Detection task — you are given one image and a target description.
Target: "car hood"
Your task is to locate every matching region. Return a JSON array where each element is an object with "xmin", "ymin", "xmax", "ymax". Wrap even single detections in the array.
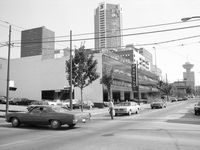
[{"xmin": 114, "ymin": 106, "xmax": 129, "ymax": 109}]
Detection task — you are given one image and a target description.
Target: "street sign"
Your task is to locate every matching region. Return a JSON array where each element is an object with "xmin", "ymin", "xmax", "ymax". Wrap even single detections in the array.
[{"xmin": 131, "ymin": 64, "xmax": 137, "ymax": 91}]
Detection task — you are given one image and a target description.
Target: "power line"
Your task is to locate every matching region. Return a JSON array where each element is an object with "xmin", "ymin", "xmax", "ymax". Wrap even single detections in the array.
[
  {"xmin": 7, "ymin": 19, "xmax": 200, "ymax": 43},
  {"xmin": 11, "ymin": 24, "xmax": 200, "ymax": 45}
]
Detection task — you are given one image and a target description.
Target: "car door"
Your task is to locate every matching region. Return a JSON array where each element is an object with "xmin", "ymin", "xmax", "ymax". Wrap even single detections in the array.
[{"xmin": 24, "ymin": 107, "xmax": 44, "ymax": 125}]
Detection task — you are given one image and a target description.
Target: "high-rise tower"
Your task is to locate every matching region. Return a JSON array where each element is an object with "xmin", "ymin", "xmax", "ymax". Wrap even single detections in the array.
[
  {"xmin": 94, "ymin": 2, "xmax": 122, "ymax": 51},
  {"xmin": 183, "ymin": 62, "xmax": 195, "ymax": 90}
]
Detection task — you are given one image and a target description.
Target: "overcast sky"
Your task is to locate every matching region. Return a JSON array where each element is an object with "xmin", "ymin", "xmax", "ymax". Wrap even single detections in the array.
[{"xmin": 0, "ymin": 0, "xmax": 200, "ymax": 85}]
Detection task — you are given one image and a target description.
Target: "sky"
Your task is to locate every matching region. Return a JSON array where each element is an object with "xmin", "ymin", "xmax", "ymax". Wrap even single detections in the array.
[{"xmin": 0, "ymin": 0, "xmax": 200, "ymax": 85}]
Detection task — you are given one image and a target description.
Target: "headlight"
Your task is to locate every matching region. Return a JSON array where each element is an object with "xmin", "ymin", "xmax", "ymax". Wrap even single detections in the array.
[{"xmin": 73, "ymin": 119, "xmax": 78, "ymax": 124}]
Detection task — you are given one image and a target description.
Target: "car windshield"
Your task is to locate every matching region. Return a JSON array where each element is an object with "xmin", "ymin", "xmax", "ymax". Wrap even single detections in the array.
[
  {"xmin": 153, "ymin": 100, "xmax": 163, "ymax": 103},
  {"xmin": 51, "ymin": 106, "xmax": 70, "ymax": 113}
]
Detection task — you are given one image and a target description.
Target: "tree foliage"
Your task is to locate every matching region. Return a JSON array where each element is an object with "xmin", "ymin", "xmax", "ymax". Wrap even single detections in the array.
[
  {"xmin": 157, "ymin": 80, "xmax": 172, "ymax": 96},
  {"xmin": 101, "ymin": 66, "xmax": 114, "ymax": 101},
  {"xmin": 66, "ymin": 46, "xmax": 100, "ymax": 111}
]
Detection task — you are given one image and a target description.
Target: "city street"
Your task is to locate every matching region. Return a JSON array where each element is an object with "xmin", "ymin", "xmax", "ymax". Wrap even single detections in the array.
[{"xmin": 0, "ymin": 99, "xmax": 199, "ymax": 150}]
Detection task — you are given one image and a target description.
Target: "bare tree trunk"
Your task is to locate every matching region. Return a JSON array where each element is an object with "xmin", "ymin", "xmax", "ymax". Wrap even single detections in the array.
[{"xmin": 81, "ymin": 87, "xmax": 83, "ymax": 112}]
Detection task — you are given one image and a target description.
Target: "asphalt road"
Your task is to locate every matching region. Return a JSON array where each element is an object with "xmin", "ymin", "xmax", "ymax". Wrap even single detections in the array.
[{"xmin": 0, "ymin": 99, "xmax": 200, "ymax": 150}]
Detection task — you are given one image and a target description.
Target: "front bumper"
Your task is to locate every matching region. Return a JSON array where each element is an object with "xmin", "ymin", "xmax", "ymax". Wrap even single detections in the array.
[{"xmin": 114, "ymin": 108, "xmax": 128, "ymax": 114}]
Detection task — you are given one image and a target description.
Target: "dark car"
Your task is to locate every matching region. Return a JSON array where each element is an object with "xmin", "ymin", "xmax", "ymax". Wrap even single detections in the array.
[
  {"xmin": 151, "ymin": 99, "xmax": 167, "ymax": 109},
  {"xmin": 194, "ymin": 102, "xmax": 200, "ymax": 115},
  {"xmin": 0, "ymin": 96, "xmax": 6, "ymax": 104},
  {"xmin": 6, "ymin": 105, "xmax": 90, "ymax": 129},
  {"xmin": 170, "ymin": 97, "xmax": 178, "ymax": 102}
]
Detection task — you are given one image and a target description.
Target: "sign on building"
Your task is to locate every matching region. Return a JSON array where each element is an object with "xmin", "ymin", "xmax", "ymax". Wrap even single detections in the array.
[{"xmin": 131, "ymin": 64, "xmax": 138, "ymax": 91}]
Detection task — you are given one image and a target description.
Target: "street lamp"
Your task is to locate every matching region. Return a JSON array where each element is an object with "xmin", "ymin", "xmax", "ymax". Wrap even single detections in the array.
[{"xmin": 181, "ymin": 16, "xmax": 200, "ymax": 22}]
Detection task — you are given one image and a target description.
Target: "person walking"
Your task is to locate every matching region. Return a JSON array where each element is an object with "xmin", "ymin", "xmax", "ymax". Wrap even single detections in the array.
[{"xmin": 108, "ymin": 99, "xmax": 114, "ymax": 119}]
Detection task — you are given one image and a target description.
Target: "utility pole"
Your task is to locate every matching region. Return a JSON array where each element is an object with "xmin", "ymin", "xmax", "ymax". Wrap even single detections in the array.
[
  {"xmin": 166, "ymin": 73, "xmax": 169, "ymax": 101},
  {"xmin": 6, "ymin": 25, "xmax": 11, "ymax": 116},
  {"xmin": 69, "ymin": 30, "xmax": 73, "ymax": 110},
  {"xmin": 137, "ymin": 61, "xmax": 140, "ymax": 105}
]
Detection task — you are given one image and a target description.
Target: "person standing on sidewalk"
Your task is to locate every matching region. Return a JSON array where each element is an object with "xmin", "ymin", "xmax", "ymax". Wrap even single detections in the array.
[{"xmin": 108, "ymin": 99, "xmax": 114, "ymax": 119}]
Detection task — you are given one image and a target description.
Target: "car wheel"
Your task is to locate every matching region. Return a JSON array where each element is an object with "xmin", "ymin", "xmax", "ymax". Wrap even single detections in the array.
[
  {"xmin": 115, "ymin": 113, "xmax": 118, "ymax": 116},
  {"xmin": 151, "ymin": 107, "xmax": 154, "ymax": 109},
  {"xmin": 50, "ymin": 120, "xmax": 61, "ymax": 129},
  {"xmin": 11, "ymin": 117, "xmax": 20, "ymax": 127},
  {"xmin": 128, "ymin": 110, "xmax": 132, "ymax": 116},
  {"xmin": 68, "ymin": 124, "xmax": 76, "ymax": 128},
  {"xmin": 136, "ymin": 109, "xmax": 139, "ymax": 114}
]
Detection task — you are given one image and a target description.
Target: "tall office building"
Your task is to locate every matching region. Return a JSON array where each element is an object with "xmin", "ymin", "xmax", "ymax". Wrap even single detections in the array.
[
  {"xmin": 21, "ymin": 26, "xmax": 55, "ymax": 59},
  {"xmin": 94, "ymin": 2, "xmax": 122, "ymax": 51}
]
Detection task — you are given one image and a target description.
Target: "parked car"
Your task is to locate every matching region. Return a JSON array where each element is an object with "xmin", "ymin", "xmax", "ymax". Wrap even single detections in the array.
[
  {"xmin": 0, "ymin": 96, "xmax": 6, "ymax": 104},
  {"xmin": 6, "ymin": 105, "xmax": 90, "ymax": 129},
  {"xmin": 47, "ymin": 100, "xmax": 62, "ymax": 106},
  {"xmin": 114, "ymin": 101, "xmax": 140, "ymax": 116},
  {"xmin": 194, "ymin": 102, "xmax": 200, "ymax": 115},
  {"xmin": 31, "ymin": 100, "xmax": 49, "ymax": 105},
  {"xmin": 73, "ymin": 100, "xmax": 94, "ymax": 110},
  {"xmin": 151, "ymin": 99, "xmax": 167, "ymax": 109},
  {"xmin": 170, "ymin": 97, "xmax": 178, "ymax": 102}
]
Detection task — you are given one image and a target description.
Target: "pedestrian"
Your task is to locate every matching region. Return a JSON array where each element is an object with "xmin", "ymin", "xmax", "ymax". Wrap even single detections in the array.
[{"xmin": 108, "ymin": 99, "xmax": 114, "ymax": 119}]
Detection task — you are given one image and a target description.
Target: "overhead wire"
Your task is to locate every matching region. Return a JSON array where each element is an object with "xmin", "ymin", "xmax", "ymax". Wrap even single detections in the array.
[
  {"xmin": 3, "ymin": 18, "xmax": 200, "ymax": 44},
  {"xmin": 10, "ymin": 24, "xmax": 200, "ymax": 45}
]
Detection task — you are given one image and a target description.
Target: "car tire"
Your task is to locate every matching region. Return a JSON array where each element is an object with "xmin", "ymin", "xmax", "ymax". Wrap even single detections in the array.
[
  {"xmin": 115, "ymin": 113, "xmax": 118, "ymax": 116},
  {"xmin": 68, "ymin": 124, "xmax": 76, "ymax": 128},
  {"xmin": 50, "ymin": 120, "xmax": 61, "ymax": 129},
  {"xmin": 136, "ymin": 109, "xmax": 139, "ymax": 114},
  {"xmin": 194, "ymin": 111, "xmax": 197, "ymax": 115},
  {"xmin": 11, "ymin": 117, "xmax": 20, "ymax": 127},
  {"xmin": 151, "ymin": 107, "xmax": 154, "ymax": 109}
]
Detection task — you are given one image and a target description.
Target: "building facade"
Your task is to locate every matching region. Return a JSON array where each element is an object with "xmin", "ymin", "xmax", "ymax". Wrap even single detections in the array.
[
  {"xmin": 21, "ymin": 26, "xmax": 55, "ymax": 59},
  {"xmin": 94, "ymin": 2, "xmax": 122, "ymax": 51},
  {"xmin": 0, "ymin": 50, "xmax": 159, "ymax": 104}
]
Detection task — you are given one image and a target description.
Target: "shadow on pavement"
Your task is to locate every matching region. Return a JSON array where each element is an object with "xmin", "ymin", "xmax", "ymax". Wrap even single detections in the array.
[{"xmin": 0, "ymin": 123, "xmax": 80, "ymax": 131}]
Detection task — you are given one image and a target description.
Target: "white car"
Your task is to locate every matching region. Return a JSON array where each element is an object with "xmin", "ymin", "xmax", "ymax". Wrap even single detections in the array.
[{"xmin": 114, "ymin": 101, "xmax": 140, "ymax": 116}]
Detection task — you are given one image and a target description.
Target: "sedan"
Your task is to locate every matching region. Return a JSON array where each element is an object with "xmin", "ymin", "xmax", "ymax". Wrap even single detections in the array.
[
  {"xmin": 114, "ymin": 101, "xmax": 140, "ymax": 116},
  {"xmin": 151, "ymin": 99, "xmax": 167, "ymax": 109},
  {"xmin": 6, "ymin": 105, "xmax": 89, "ymax": 129},
  {"xmin": 194, "ymin": 102, "xmax": 200, "ymax": 115}
]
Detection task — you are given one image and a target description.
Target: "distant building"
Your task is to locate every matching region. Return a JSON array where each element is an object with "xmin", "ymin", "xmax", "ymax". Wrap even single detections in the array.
[
  {"xmin": 138, "ymin": 48, "xmax": 153, "ymax": 71},
  {"xmin": 116, "ymin": 44, "xmax": 150, "ymax": 71},
  {"xmin": 21, "ymin": 26, "xmax": 55, "ymax": 59},
  {"xmin": 94, "ymin": 2, "xmax": 122, "ymax": 51},
  {"xmin": 183, "ymin": 62, "xmax": 195, "ymax": 90},
  {"xmin": 171, "ymin": 80, "xmax": 187, "ymax": 97}
]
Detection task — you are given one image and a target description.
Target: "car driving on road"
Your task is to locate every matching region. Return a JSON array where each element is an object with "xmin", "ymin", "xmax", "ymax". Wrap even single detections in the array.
[
  {"xmin": 151, "ymin": 99, "xmax": 167, "ymax": 109},
  {"xmin": 6, "ymin": 105, "xmax": 90, "ymax": 129},
  {"xmin": 114, "ymin": 101, "xmax": 140, "ymax": 116}
]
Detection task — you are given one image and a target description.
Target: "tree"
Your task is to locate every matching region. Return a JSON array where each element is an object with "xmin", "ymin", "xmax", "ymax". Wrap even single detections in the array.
[
  {"xmin": 157, "ymin": 80, "xmax": 172, "ymax": 101},
  {"xmin": 186, "ymin": 86, "xmax": 192, "ymax": 95},
  {"xmin": 66, "ymin": 46, "xmax": 100, "ymax": 111},
  {"xmin": 101, "ymin": 67, "xmax": 114, "ymax": 101}
]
